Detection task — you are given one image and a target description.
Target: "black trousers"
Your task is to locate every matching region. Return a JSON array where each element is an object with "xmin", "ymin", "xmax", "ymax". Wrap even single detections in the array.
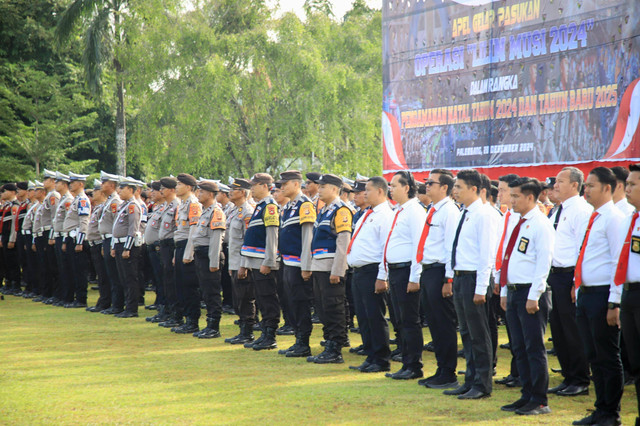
[
  {"xmin": 35, "ymin": 236, "xmax": 50, "ymax": 296},
  {"xmin": 64, "ymin": 237, "xmax": 88, "ymax": 304},
  {"xmin": 453, "ymin": 273, "xmax": 493, "ymax": 394},
  {"xmin": 16, "ymin": 232, "xmax": 27, "ymax": 288},
  {"xmin": 194, "ymin": 246, "xmax": 222, "ymax": 321},
  {"xmin": 103, "ymin": 237, "xmax": 120, "ymax": 309},
  {"xmin": 352, "ymin": 264, "xmax": 390, "ymax": 367},
  {"xmin": 251, "ymin": 268, "xmax": 280, "ymax": 330},
  {"xmin": 90, "ymin": 242, "xmax": 111, "ymax": 309},
  {"xmin": 55, "ymin": 236, "xmax": 72, "ymax": 302},
  {"xmin": 1, "ymin": 231, "xmax": 19, "ymax": 284},
  {"xmin": 159, "ymin": 239, "xmax": 177, "ymax": 317},
  {"xmin": 313, "ymin": 271, "xmax": 347, "ymax": 344},
  {"xmin": 220, "ymin": 243, "xmax": 233, "ymax": 307},
  {"xmin": 23, "ymin": 234, "xmax": 37, "ymax": 293},
  {"xmin": 421, "ymin": 264, "xmax": 457, "ymax": 378},
  {"xmin": 506, "ymin": 287, "xmax": 550, "ymax": 406},
  {"xmin": 577, "ymin": 287, "xmax": 623, "ymax": 419},
  {"xmin": 345, "ymin": 269, "xmax": 356, "ymax": 327},
  {"xmin": 231, "ymin": 270, "xmax": 256, "ymax": 326},
  {"xmin": 276, "ymin": 264, "xmax": 292, "ymax": 326},
  {"xmin": 389, "ymin": 265, "xmax": 423, "ymax": 372},
  {"xmin": 175, "ymin": 240, "xmax": 200, "ymax": 321},
  {"xmin": 487, "ymin": 277, "xmax": 499, "ymax": 368},
  {"xmin": 114, "ymin": 243, "xmax": 140, "ymax": 313},
  {"xmin": 548, "ymin": 270, "xmax": 590, "ymax": 386},
  {"xmin": 138, "ymin": 243, "xmax": 147, "ymax": 303},
  {"xmin": 147, "ymin": 243, "xmax": 164, "ymax": 306},
  {"xmin": 283, "ymin": 264, "xmax": 313, "ymax": 338},
  {"xmin": 621, "ymin": 287, "xmax": 640, "ymax": 417}
]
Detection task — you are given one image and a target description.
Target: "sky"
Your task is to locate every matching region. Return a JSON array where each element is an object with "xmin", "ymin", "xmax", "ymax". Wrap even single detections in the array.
[{"xmin": 271, "ymin": 0, "xmax": 381, "ymax": 20}]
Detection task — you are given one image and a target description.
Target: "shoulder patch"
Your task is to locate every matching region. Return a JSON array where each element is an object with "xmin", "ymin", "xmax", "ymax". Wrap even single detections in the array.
[
  {"xmin": 299, "ymin": 201, "xmax": 317, "ymax": 224},
  {"xmin": 111, "ymin": 203, "xmax": 118, "ymax": 214},
  {"xmin": 263, "ymin": 203, "xmax": 280, "ymax": 227},
  {"xmin": 210, "ymin": 209, "xmax": 226, "ymax": 230},
  {"xmin": 334, "ymin": 206, "xmax": 353, "ymax": 234},
  {"xmin": 189, "ymin": 203, "xmax": 202, "ymax": 225},
  {"xmin": 78, "ymin": 199, "xmax": 90, "ymax": 216},
  {"xmin": 64, "ymin": 201, "xmax": 71, "ymax": 211},
  {"xmin": 50, "ymin": 196, "xmax": 57, "ymax": 206}
]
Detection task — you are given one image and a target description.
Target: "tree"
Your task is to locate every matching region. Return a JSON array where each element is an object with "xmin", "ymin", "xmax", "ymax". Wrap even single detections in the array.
[{"xmin": 55, "ymin": 0, "xmax": 129, "ymax": 175}]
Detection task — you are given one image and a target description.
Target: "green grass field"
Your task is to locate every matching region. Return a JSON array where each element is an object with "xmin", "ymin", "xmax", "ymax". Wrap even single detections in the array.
[{"xmin": 0, "ymin": 289, "xmax": 637, "ymax": 425}]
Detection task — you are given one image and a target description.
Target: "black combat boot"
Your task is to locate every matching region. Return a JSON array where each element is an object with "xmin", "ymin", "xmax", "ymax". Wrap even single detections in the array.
[
  {"xmin": 312, "ymin": 340, "xmax": 344, "ymax": 364},
  {"xmin": 196, "ymin": 317, "xmax": 221, "ymax": 339},
  {"xmin": 173, "ymin": 317, "xmax": 199, "ymax": 334},
  {"xmin": 286, "ymin": 335, "xmax": 311, "ymax": 358},
  {"xmin": 253, "ymin": 327, "xmax": 277, "ymax": 351}
]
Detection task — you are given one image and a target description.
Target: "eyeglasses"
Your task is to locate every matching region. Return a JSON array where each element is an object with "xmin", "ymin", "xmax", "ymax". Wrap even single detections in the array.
[{"xmin": 425, "ymin": 181, "xmax": 441, "ymax": 186}]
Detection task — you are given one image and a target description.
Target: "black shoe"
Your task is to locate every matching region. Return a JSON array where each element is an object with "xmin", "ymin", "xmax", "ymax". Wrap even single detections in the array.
[
  {"xmin": 443, "ymin": 385, "xmax": 471, "ymax": 396},
  {"xmin": 145, "ymin": 304, "xmax": 157, "ymax": 310},
  {"xmin": 253, "ymin": 328, "xmax": 277, "ymax": 351},
  {"xmin": 389, "ymin": 338, "xmax": 397, "ymax": 345},
  {"xmin": 495, "ymin": 374, "xmax": 516, "ymax": 385},
  {"xmin": 457, "ymin": 388, "xmax": 490, "ymax": 400},
  {"xmin": 159, "ymin": 318, "xmax": 183, "ymax": 328},
  {"xmin": 388, "ymin": 369, "xmax": 422, "ymax": 380},
  {"xmin": 547, "ymin": 347, "xmax": 557, "ymax": 356},
  {"xmin": 424, "ymin": 341, "xmax": 435, "ymax": 352},
  {"xmin": 515, "ymin": 402, "xmax": 551, "ymax": 415},
  {"xmin": 425, "ymin": 376, "xmax": 459, "ymax": 389},
  {"xmin": 349, "ymin": 344, "xmax": 364, "ymax": 353},
  {"xmin": 275, "ymin": 325, "xmax": 295, "ymax": 336},
  {"xmin": 286, "ymin": 337, "xmax": 311, "ymax": 357},
  {"xmin": 197, "ymin": 327, "xmax": 221, "ymax": 339},
  {"xmin": 221, "ymin": 305, "xmax": 236, "ymax": 315},
  {"xmin": 86, "ymin": 306, "xmax": 102, "ymax": 312},
  {"xmin": 349, "ymin": 326, "xmax": 360, "ymax": 333},
  {"xmin": 548, "ymin": 383, "xmax": 568, "ymax": 394},
  {"xmin": 349, "ymin": 361, "xmax": 371, "ymax": 371},
  {"xmin": 593, "ymin": 416, "xmax": 622, "ymax": 426},
  {"xmin": 279, "ymin": 341, "xmax": 300, "ymax": 355},
  {"xmin": 505, "ymin": 377, "xmax": 522, "ymax": 388},
  {"xmin": 557, "ymin": 384, "xmax": 589, "ymax": 396},
  {"xmin": 457, "ymin": 349, "xmax": 465, "ymax": 358},
  {"xmin": 226, "ymin": 324, "xmax": 254, "ymax": 345},
  {"xmin": 551, "ymin": 367, "xmax": 563, "ymax": 373},
  {"xmin": 499, "ymin": 342, "xmax": 511, "ymax": 350},
  {"xmin": 114, "ymin": 311, "xmax": 138, "ymax": 318},
  {"xmin": 360, "ymin": 363, "xmax": 390, "ymax": 373},
  {"xmin": 418, "ymin": 371, "xmax": 441, "ymax": 386},
  {"xmin": 245, "ymin": 331, "xmax": 265, "ymax": 348},
  {"xmin": 66, "ymin": 301, "xmax": 87, "ymax": 308},
  {"xmin": 311, "ymin": 313, "xmax": 320, "ymax": 324},
  {"xmin": 572, "ymin": 413, "xmax": 597, "ymax": 425},
  {"xmin": 391, "ymin": 353, "xmax": 402, "ymax": 363},
  {"xmin": 103, "ymin": 308, "xmax": 124, "ymax": 315},
  {"xmin": 501, "ymin": 399, "xmax": 528, "ymax": 412},
  {"xmin": 172, "ymin": 319, "xmax": 199, "ymax": 334},
  {"xmin": 311, "ymin": 341, "xmax": 344, "ymax": 364}
]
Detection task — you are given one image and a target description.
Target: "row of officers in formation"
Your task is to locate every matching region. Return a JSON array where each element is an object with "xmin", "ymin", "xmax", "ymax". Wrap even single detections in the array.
[{"xmin": 1, "ymin": 165, "xmax": 639, "ymax": 425}]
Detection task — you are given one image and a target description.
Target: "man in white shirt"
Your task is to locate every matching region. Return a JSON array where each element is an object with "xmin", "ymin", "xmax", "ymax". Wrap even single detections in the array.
[
  {"xmin": 384, "ymin": 171, "xmax": 427, "ymax": 378},
  {"xmin": 444, "ymin": 169, "xmax": 496, "ymax": 400},
  {"xmin": 611, "ymin": 166, "xmax": 635, "ymax": 215},
  {"xmin": 498, "ymin": 177, "xmax": 554, "ymax": 416},
  {"xmin": 416, "ymin": 169, "xmax": 460, "ymax": 388},
  {"xmin": 547, "ymin": 167, "xmax": 593, "ymax": 397},
  {"xmin": 616, "ymin": 163, "xmax": 640, "ymax": 423},
  {"xmin": 346, "ymin": 177, "xmax": 394, "ymax": 373},
  {"xmin": 572, "ymin": 167, "xmax": 625, "ymax": 426}
]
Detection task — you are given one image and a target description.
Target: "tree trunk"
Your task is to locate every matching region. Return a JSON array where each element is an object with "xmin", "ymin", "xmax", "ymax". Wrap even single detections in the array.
[{"xmin": 115, "ymin": 74, "xmax": 126, "ymax": 176}]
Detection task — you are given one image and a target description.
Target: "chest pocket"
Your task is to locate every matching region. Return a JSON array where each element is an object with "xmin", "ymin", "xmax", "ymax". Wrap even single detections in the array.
[{"xmin": 198, "ymin": 218, "xmax": 209, "ymax": 236}]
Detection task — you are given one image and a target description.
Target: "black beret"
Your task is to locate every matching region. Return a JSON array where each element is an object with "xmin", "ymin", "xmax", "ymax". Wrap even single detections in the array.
[
  {"xmin": 250, "ymin": 173, "xmax": 274, "ymax": 185},
  {"xmin": 160, "ymin": 177, "xmax": 178, "ymax": 189},
  {"xmin": 231, "ymin": 178, "xmax": 251, "ymax": 190},
  {"xmin": 16, "ymin": 181, "xmax": 29, "ymax": 190},
  {"xmin": 305, "ymin": 172, "xmax": 322, "ymax": 183},
  {"xmin": 149, "ymin": 181, "xmax": 162, "ymax": 191},
  {"xmin": 177, "ymin": 173, "xmax": 197, "ymax": 187},
  {"xmin": 280, "ymin": 170, "xmax": 302, "ymax": 181},
  {"xmin": 353, "ymin": 181, "xmax": 367, "ymax": 192},
  {"xmin": 273, "ymin": 180, "xmax": 283, "ymax": 190},
  {"xmin": 198, "ymin": 181, "xmax": 219, "ymax": 193},
  {"xmin": 318, "ymin": 174, "xmax": 342, "ymax": 188},
  {"xmin": 2, "ymin": 183, "xmax": 17, "ymax": 192}
]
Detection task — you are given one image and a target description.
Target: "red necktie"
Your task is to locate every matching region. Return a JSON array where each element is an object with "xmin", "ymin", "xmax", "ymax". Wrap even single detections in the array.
[
  {"xmin": 347, "ymin": 209, "xmax": 373, "ymax": 254},
  {"xmin": 614, "ymin": 211, "xmax": 639, "ymax": 286},
  {"xmin": 499, "ymin": 217, "xmax": 526, "ymax": 287},
  {"xmin": 416, "ymin": 207, "xmax": 436, "ymax": 263},
  {"xmin": 495, "ymin": 210, "xmax": 511, "ymax": 271},
  {"xmin": 383, "ymin": 207, "xmax": 403, "ymax": 271},
  {"xmin": 574, "ymin": 211, "xmax": 599, "ymax": 288}
]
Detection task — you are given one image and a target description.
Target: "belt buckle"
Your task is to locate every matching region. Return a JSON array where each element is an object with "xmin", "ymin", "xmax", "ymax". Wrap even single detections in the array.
[{"xmin": 624, "ymin": 282, "xmax": 629, "ymax": 291}]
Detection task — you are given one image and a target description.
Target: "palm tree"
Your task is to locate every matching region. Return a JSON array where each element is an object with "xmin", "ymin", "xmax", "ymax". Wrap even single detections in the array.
[{"xmin": 55, "ymin": 0, "xmax": 128, "ymax": 175}]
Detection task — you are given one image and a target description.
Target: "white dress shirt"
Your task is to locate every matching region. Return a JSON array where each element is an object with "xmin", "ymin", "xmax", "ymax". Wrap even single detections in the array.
[
  {"xmin": 551, "ymin": 194, "xmax": 593, "ymax": 267},
  {"xmin": 499, "ymin": 207, "xmax": 555, "ymax": 300},
  {"xmin": 615, "ymin": 198, "xmax": 635, "ymax": 215},
  {"xmin": 385, "ymin": 197, "xmax": 427, "ymax": 283},
  {"xmin": 452, "ymin": 198, "xmax": 496, "ymax": 296},
  {"xmin": 418, "ymin": 197, "xmax": 461, "ymax": 279},
  {"xmin": 579, "ymin": 200, "xmax": 625, "ymax": 303},
  {"xmin": 347, "ymin": 202, "xmax": 394, "ymax": 280},
  {"xmin": 615, "ymin": 210, "xmax": 640, "ymax": 283},
  {"xmin": 495, "ymin": 209, "xmax": 521, "ymax": 282}
]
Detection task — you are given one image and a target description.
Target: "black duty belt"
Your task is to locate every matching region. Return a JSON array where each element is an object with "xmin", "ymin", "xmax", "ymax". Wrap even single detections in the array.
[
  {"xmin": 388, "ymin": 261, "xmax": 411, "ymax": 270},
  {"xmin": 550, "ymin": 266, "xmax": 575, "ymax": 274},
  {"xmin": 507, "ymin": 283, "xmax": 532, "ymax": 291},
  {"xmin": 422, "ymin": 262, "xmax": 445, "ymax": 271},
  {"xmin": 579, "ymin": 285, "xmax": 609, "ymax": 294},
  {"xmin": 352, "ymin": 263, "xmax": 379, "ymax": 273},
  {"xmin": 159, "ymin": 239, "xmax": 175, "ymax": 248},
  {"xmin": 623, "ymin": 282, "xmax": 640, "ymax": 292},
  {"xmin": 454, "ymin": 270, "xmax": 476, "ymax": 277}
]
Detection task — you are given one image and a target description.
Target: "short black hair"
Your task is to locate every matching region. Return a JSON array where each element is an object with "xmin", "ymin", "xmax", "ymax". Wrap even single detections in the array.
[
  {"xmin": 508, "ymin": 177, "xmax": 543, "ymax": 200},
  {"xmin": 589, "ymin": 167, "xmax": 617, "ymax": 192},
  {"xmin": 630, "ymin": 163, "xmax": 640, "ymax": 173},
  {"xmin": 480, "ymin": 174, "xmax": 492, "ymax": 194},
  {"xmin": 498, "ymin": 174, "xmax": 519, "ymax": 185},
  {"xmin": 394, "ymin": 171, "xmax": 416, "ymax": 198},
  {"xmin": 456, "ymin": 169, "xmax": 481, "ymax": 193},
  {"xmin": 610, "ymin": 166, "xmax": 629, "ymax": 184},
  {"xmin": 417, "ymin": 183, "xmax": 427, "ymax": 195},
  {"xmin": 490, "ymin": 185, "xmax": 498, "ymax": 202},
  {"xmin": 367, "ymin": 176, "xmax": 388, "ymax": 194},
  {"xmin": 431, "ymin": 168, "xmax": 454, "ymax": 196}
]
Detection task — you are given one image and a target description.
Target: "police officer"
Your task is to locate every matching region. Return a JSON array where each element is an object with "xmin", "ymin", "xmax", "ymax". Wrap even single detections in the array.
[
  {"xmin": 184, "ymin": 180, "xmax": 226, "ymax": 338},
  {"xmin": 61, "ymin": 172, "xmax": 91, "ymax": 308},
  {"xmin": 21, "ymin": 181, "xmax": 39, "ymax": 298},
  {"xmin": 133, "ymin": 180, "xmax": 148, "ymax": 306},
  {"xmin": 277, "ymin": 170, "xmax": 316, "ymax": 357},
  {"xmin": 145, "ymin": 181, "xmax": 168, "ymax": 323},
  {"xmin": 217, "ymin": 182, "xmax": 235, "ymax": 314},
  {"xmin": 110, "ymin": 177, "xmax": 142, "ymax": 318},
  {"xmin": 224, "ymin": 178, "xmax": 257, "ymax": 345},
  {"xmin": 307, "ymin": 173, "xmax": 353, "ymax": 364},
  {"xmin": 272, "ymin": 180, "xmax": 294, "ymax": 336},
  {"xmin": 157, "ymin": 177, "xmax": 182, "ymax": 329},
  {"xmin": 86, "ymin": 180, "xmax": 110, "ymax": 312},
  {"xmin": 239, "ymin": 173, "xmax": 281, "ymax": 351},
  {"xmin": 34, "ymin": 170, "xmax": 59, "ymax": 303},
  {"xmin": 171, "ymin": 173, "xmax": 202, "ymax": 334},
  {"xmin": 51, "ymin": 172, "xmax": 73, "ymax": 307},
  {"xmin": 31, "ymin": 180, "xmax": 50, "ymax": 302},
  {"xmin": 7, "ymin": 182, "xmax": 29, "ymax": 295},
  {"xmin": 0, "ymin": 184, "xmax": 19, "ymax": 294},
  {"xmin": 305, "ymin": 172, "xmax": 324, "ymax": 212},
  {"xmin": 98, "ymin": 171, "xmax": 122, "ymax": 315}
]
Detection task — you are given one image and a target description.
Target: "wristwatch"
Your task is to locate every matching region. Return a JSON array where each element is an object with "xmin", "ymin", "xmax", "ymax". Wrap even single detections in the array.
[{"xmin": 608, "ymin": 302, "xmax": 620, "ymax": 309}]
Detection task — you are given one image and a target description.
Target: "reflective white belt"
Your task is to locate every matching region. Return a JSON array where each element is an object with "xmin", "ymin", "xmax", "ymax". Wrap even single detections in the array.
[
  {"xmin": 101, "ymin": 233, "xmax": 112, "ymax": 239},
  {"xmin": 113, "ymin": 237, "xmax": 128, "ymax": 243}
]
